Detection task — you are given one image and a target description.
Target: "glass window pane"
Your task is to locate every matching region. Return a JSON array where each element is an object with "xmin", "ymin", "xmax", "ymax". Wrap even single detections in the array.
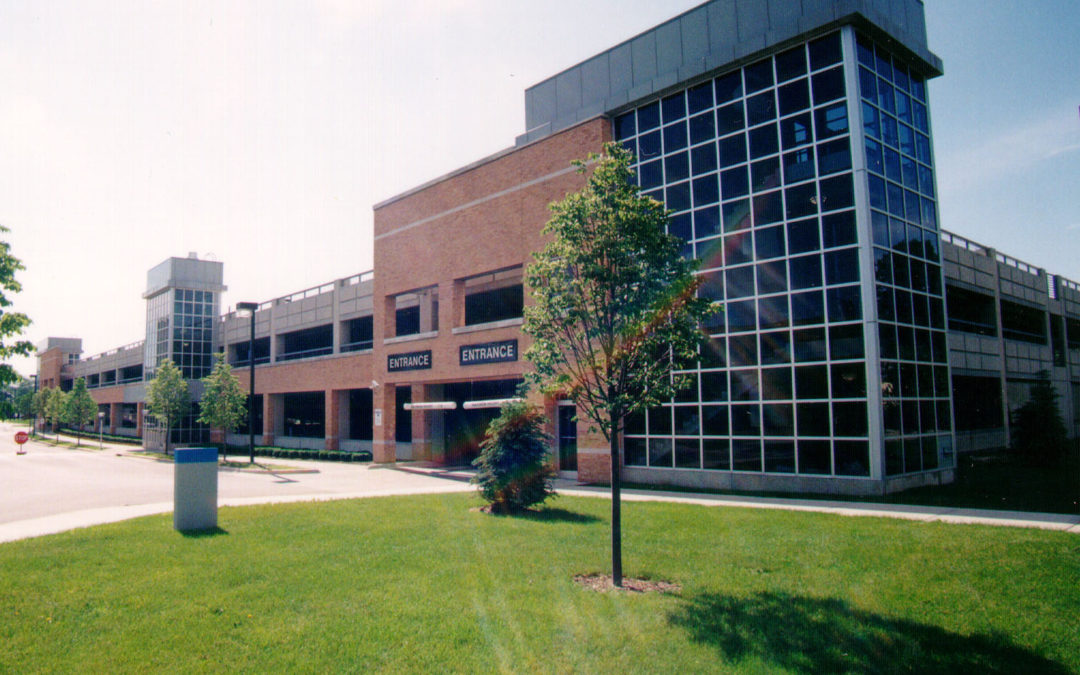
[
  {"xmin": 744, "ymin": 58, "xmax": 774, "ymax": 93},
  {"xmin": 775, "ymin": 45, "xmax": 807, "ymax": 82},
  {"xmin": 662, "ymin": 91, "xmax": 686, "ymax": 123},
  {"xmin": 787, "ymin": 217, "xmax": 820, "ymax": 254},
  {"xmin": 811, "ymin": 66, "xmax": 845, "ymax": 105},
  {"xmin": 687, "ymin": 80, "xmax": 714, "ymax": 114},
  {"xmin": 778, "ymin": 78, "xmax": 810, "ymax": 116},
  {"xmin": 808, "ymin": 32, "xmax": 842, "ymax": 70},
  {"xmin": 689, "ymin": 111, "xmax": 716, "ymax": 145},
  {"xmin": 746, "ymin": 90, "xmax": 777, "ymax": 126},
  {"xmin": 715, "ymin": 71, "xmax": 743, "ymax": 103},
  {"xmin": 798, "ymin": 403, "xmax": 830, "ymax": 436},
  {"xmin": 781, "ymin": 112, "xmax": 813, "ymax": 149},
  {"xmin": 783, "ymin": 147, "xmax": 815, "ymax": 184},
  {"xmin": 798, "ymin": 439, "xmax": 831, "ymax": 473},
  {"xmin": 749, "ymin": 124, "xmax": 779, "ymax": 159},
  {"xmin": 719, "ymin": 133, "xmax": 747, "ymax": 167}
]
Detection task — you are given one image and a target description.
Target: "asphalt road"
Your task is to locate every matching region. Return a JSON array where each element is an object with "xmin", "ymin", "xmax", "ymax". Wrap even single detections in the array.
[{"xmin": 0, "ymin": 422, "xmax": 473, "ymax": 540}]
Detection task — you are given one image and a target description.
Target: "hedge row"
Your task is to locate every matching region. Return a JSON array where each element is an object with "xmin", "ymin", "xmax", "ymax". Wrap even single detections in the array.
[{"xmin": 227, "ymin": 446, "xmax": 373, "ymax": 463}]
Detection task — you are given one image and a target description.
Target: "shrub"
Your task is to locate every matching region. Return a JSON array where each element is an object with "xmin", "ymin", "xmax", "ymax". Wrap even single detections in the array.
[
  {"xmin": 472, "ymin": 399, "xmax": 556, "ymax": 514},
  {"xmin": 1011, "ymin": 371, "xmax": 1069, "ymax": 465}
]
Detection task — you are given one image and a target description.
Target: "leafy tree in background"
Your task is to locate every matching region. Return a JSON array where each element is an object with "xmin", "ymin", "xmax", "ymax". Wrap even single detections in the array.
[
  {"xmin": 1011, "ymin": 370, "xmax": 1070, "ymax": 466},
  {"xmin": 31, "ymin": 386, "xmax": 52, "ymax": 436},
  {"xmin": 198, "ymin": 353, "xmax": 247, "ymax": 460},
  {"xmin": 0, "ymin": 225, "xmax": 33, "ymax": 386},
  {"xmin": 524, "ymin": 142, "xmax": 716, "ymax": 587},
  {"xmin": 472, "ymin": 397, "xmax": 556, "ymax": 514},
  {"xmin": 145, "ymin": 359, "xmax": 190, "ymax": 456},
  {"xmin": 13, "ymin": 379, "xmax": 34, "ymax": 419},
  {"xmin": 44, "ymin": 387, "xmax": 67, "ymax": 441},
  {"xmin": 63, "ymin": 378, "xmax": 98, "ymax": 447}
]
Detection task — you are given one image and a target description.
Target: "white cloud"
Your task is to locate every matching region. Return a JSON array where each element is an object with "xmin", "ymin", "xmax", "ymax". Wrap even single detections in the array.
[{"xmin": 936, "ymin": 108, "xmax": 1080, "ymax": 195}]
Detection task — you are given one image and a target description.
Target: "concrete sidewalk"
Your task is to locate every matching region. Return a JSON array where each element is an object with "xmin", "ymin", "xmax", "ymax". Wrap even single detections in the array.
[{"xmin": 1, "ymin": 461, "xmax": 1077, "ymax": 544}]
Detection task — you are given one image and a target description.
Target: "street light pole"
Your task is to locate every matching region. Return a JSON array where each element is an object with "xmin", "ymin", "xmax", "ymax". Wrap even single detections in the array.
[
  {"xmin": 30, "ymin": 373, "xmax": 37, "ymax": 439},
  {"xmin": 98, "ymin": 410, "xmax": 105, "ymax": 450},
  {"xmin": 237, "ymin": 302, "xmax": 259, "ymax": 465}
]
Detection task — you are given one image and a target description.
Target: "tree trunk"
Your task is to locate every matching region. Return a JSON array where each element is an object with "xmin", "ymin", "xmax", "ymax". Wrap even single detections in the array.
[{"xmin": 610, "ymin": 419, "xmax": 622, "ymax": 588}]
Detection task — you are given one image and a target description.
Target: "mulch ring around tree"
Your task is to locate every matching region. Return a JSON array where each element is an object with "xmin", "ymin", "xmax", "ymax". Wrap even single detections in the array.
[{"xmin": 574, "ymin": 574, "xmax": 681, "ymax": 594}]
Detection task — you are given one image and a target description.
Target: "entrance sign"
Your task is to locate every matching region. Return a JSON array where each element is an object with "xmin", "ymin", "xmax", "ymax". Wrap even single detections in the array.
[
  {"xmin": 388, "ymin": 350, "xmax": 432, "ymax": 372},
  {"xmin": 460, "ymin": 339, "xmax": 518, "ymax": 366}
]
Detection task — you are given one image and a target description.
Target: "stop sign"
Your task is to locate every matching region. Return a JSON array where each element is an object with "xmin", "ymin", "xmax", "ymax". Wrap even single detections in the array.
[{"xmin": 15, "ymin": 431, "xmax": 29, "ymax": 445}]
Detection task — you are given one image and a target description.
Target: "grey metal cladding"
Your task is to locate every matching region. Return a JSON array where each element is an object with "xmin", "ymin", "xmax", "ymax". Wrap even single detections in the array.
[
  {"xmin": 708, "ymin": 0, "xmax": 739, "ymax": 51},
  {"xmin": 524, "ymin": 80, "xmax": 557, "ymax": 133},
  {"xmin": 521, "ymin": 0, "xmax": 941, "ymax": 142},
  {"xmin": 736, "ymin": 0, "xmax": 770, "ymax": 41},
  {"xmin": 580, "ymin": 55, "xmax": 611, "ymax": 109},
  {"xmin": 630, "ymin": 31, "xmax": 658, "ymax": 84},
  {"xmin": 655, "ymin": 20, "xmax": 683, "ymax": 76},
  {"xmin": 680, "ymin": 7, "xmax": 710, "ymax": 66},
  {"xmin": 609, "ymin": 43, "xmax": 634, "ymax": 96},
  {"xmin": 555, "ymin": 67, "xmax": 582, "ymax": 120}
]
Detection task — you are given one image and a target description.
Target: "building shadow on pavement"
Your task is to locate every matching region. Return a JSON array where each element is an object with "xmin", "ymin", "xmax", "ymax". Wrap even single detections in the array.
[{"xmin": 668, "ymin": 590, "xmax": 1068, "ymax": 674}]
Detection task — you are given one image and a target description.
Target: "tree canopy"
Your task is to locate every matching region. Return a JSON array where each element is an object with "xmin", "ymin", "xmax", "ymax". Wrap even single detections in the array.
[
  {"xmin": 145, "ymin": 359, "xmax": 191, "ymax": 455},
  {"xmin": 198, "ymin": 353, "xmax": 247, "ymax": 458},
  {"xmin": 63, "ymin": 377, "xmax": 98, "ymax": 446},
  {"xmin": 0, "ymin": 225, "xmax": 33, "ymax": 385},
  {"xmin": 523, "ymin": 142, "xmax": 716, "ymax": 586}
]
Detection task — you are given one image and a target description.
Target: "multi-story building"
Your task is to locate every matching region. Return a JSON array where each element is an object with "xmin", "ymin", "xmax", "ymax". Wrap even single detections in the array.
[{"xmin": 36, "ymin": 1, "xmax": 1080, "ymax": 494}]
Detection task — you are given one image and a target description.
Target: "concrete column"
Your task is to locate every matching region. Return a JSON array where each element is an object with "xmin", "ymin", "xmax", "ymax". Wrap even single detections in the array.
[
  {"xmin": 373, "ymin": 384, "xmax": 397, "ymax": 463},
  {"xmin": 411, "ymin": 385, "xmax": 430, "ymax": 462},
  {"xmin": 987, "ymin": 249, "xmax": 1012, "ymax": 446},
  {"xmin": 262, "ymin": 394, "xmax": 277, "ymax": 446},
  {"xmin": 331, "ymin": 283, "xmax": 342, "ymax": 354},
  {"xmin": 109, "ymin": 402, "xmax": 121, "ymax": 435},
  {"xmin": 136, "ymin": 402, "xmax": 144, "ymax": 438},
  {"xmin": 325, "ymin": 389, "xmax": 339, "ymax": 451}
]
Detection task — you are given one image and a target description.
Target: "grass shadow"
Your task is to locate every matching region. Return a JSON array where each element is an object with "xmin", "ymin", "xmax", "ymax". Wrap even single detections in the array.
[
  {"xmin": 668, "ymin": 591, "xmax": 1067, "ymax": 674},
  {"xmin": 178, "ymin": 527, "xmax": 229, "ymax": 539},
  {"xmin": 513, "ymin": 507, "xmax": 601, "ymax": 524}
]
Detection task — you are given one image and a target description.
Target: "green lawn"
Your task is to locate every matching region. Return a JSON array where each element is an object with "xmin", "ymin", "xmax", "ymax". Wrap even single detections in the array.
[{"xmin": 1, "ymin": 494, "xmax": 1076, "ymax": 673}]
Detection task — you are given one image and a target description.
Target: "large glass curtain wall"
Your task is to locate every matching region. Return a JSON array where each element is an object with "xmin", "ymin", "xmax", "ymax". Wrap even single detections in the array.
[
  {"xmin": 615, "ymin": 30, "xmax": 869, "ymax": 478},
  {"xmin": 613, "ymin": 28, "xmax": 953, "ymax": 481},
  {"xmin": 173, "ymin": 289, "xmax": 217, "ymax": 379},
  {"xmin": 857, "ymin": 32, "xmax": 954, "ymax": 475},
  {"xmin": 143, "ymin": 288, "xmax": 218, "ymax": 380}
]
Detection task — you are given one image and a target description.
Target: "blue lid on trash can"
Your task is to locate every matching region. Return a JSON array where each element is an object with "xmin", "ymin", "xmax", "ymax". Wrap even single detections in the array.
[{"xmin": 175, "ymin": 447, "xmax": 218, "ymax": 464}]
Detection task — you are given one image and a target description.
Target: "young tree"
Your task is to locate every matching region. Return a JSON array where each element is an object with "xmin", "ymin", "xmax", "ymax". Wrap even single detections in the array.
[
  {"xmin": 63, "ymin": 378, "xmax": 98, "ymax": 447},
  {"xmin": 45, "ymin": 387, "xmax": 67, "ymax": 441},
  {"xmin": 472, "ymin": 397, "xmax": 556, "ymax": 514},
  {"xmin": 0, "ymin": 225, "xmax": 33, "ymax": 386},
  {"xmin": 198, "ymin": 353, "xmax": 248, "ymax": 460},
  {"xmin": 1011, "ymin": 370, "xmax": 1070, "ymax": 466},
  {"xmin": 31, "ymin": 386, "xmax": 52, "ymax": 437},
  {"xmin": 145, "ymin": 359, "xmax": 191, "ymax": 456},
  {"xmin": 524, "ymin": 142, "xmax": 716, "ymax": 587},
  {"xmin": 13, "ymin": 379, "xmax": 34, "ymax": 420}
]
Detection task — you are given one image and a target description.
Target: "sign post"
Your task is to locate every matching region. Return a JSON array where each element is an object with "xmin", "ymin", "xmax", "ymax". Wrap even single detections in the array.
[{"xmin": 14, "ymin": 430, "xmax": 29, "ymax": 455}]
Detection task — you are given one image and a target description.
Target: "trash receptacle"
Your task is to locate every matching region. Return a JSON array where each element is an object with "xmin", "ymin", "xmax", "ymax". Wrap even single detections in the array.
[{"xmin": 174, "ymin": 447, "xmax": 218, "ymax": 531}]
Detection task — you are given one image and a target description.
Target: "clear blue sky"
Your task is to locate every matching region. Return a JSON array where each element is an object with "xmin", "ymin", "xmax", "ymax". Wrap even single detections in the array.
[{"xmin": 1, "ymin": 1, "xmax": 1077, "ymax": 377}]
